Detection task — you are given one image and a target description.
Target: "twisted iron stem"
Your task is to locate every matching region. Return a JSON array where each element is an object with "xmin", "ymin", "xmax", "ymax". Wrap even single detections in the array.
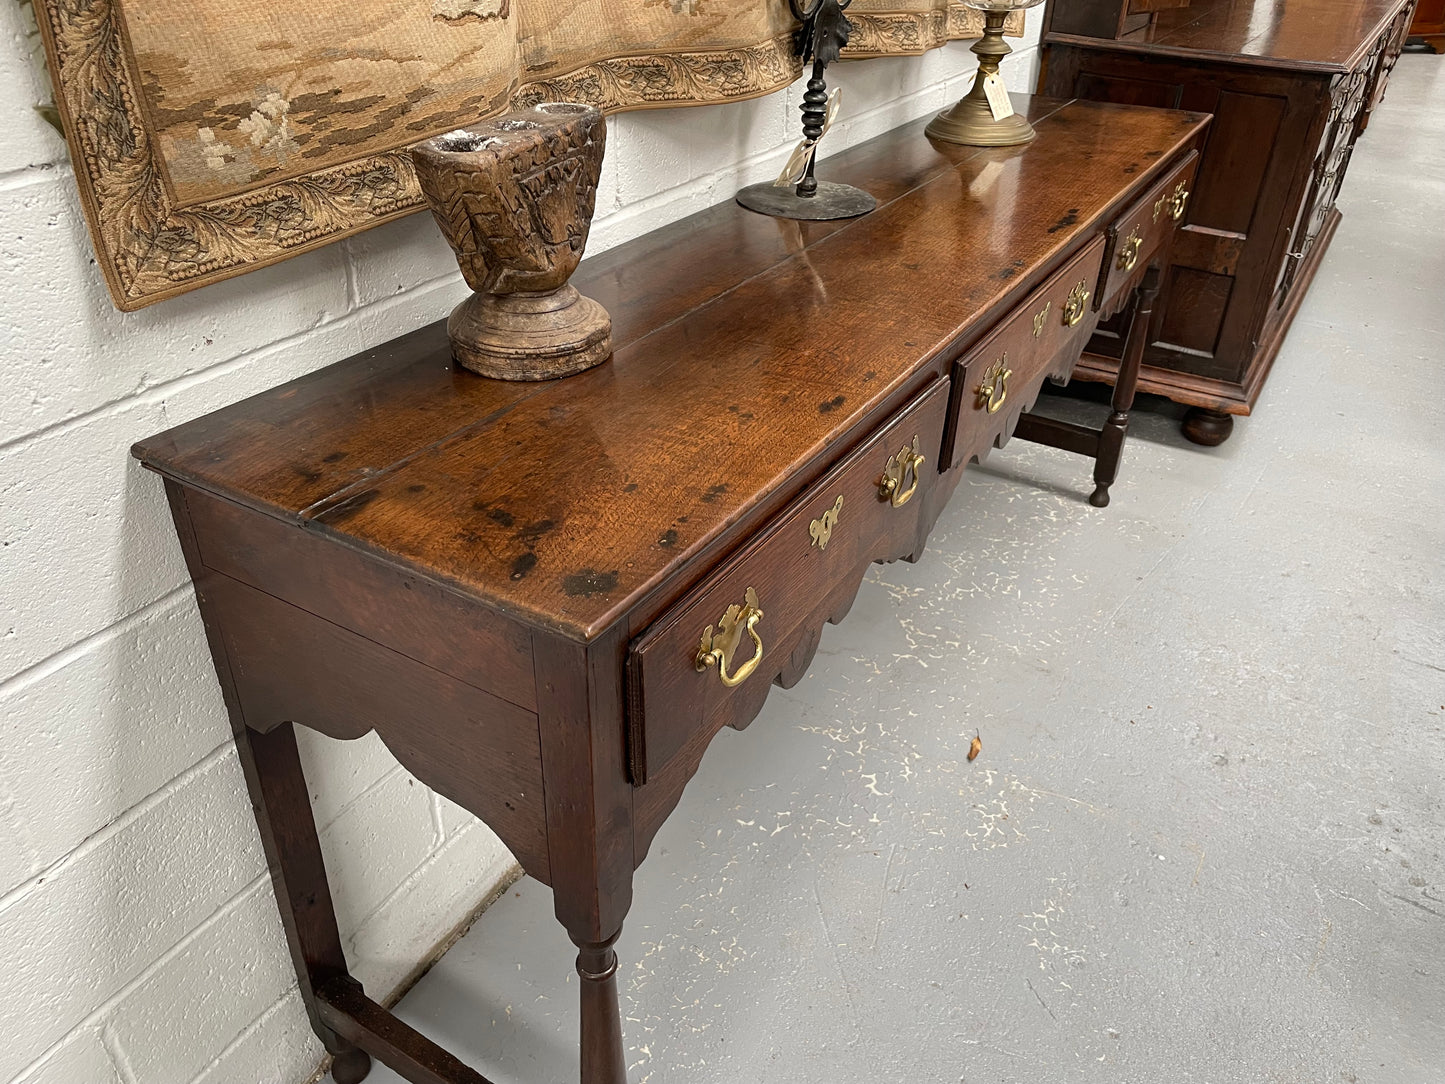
[{"xmin": 798, "ymin": 60, "xmax": 828, "ymax": 197}]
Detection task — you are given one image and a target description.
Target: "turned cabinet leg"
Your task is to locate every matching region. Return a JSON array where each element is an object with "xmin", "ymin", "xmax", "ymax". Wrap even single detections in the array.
[
  {"xmin": 1091, "ymin": 266, "xmax": 1161, "ymax": 508},
  {"xmin": 1181, "ymin": 407, "xmax": 1236, "ymax": 446},
  {"xmin": 233, "ymin": 722, "xmax": 373, "ymax": 1084},
  {"xmin": 573, "ymin": 930, "xmax": 628, "ymax": 1084}
]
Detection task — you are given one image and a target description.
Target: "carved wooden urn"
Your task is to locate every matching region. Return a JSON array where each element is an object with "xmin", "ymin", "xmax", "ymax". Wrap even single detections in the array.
[{"xmin": 410, "ymin": 103, "xmax": 612, "ymax": 381}]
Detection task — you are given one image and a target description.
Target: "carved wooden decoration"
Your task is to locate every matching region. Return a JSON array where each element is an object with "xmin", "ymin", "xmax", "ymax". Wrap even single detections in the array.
[{"xmin": 411, "ymin": 104, "xmax": 611, "ymax": 381}]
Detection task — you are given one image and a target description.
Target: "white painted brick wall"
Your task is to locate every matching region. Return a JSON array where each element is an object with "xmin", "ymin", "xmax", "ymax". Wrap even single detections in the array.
[{"xmin": 0, "ymin": 0, "xmax": 1042, "ymax": 1078}]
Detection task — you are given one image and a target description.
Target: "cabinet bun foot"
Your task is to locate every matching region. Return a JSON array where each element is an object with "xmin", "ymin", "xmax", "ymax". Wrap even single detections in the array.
[
  {"xmin": 330, "ymin": 1048, "xmax": 372, "ymax": 1084},
  {"xmin": 1182, "ymin": 407, "xmax": 1235, "ymax": 446}
]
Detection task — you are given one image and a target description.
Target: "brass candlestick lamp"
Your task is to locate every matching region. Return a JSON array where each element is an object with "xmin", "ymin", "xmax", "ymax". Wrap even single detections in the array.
[{"xmin": 925, "ymin": 0, "xmax": 1045, "ymax": 146}]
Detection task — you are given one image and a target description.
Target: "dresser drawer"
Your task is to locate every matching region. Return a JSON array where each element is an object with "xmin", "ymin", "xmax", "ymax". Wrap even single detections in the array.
[
  {"xmin": 944, "ymin": 234, "xmax": 1107, "ymax": 470},
  {"xmin": 1096, "ymin": 151, "xmax": 1199, "ymax": 313},
  {"xmin": 626, "ymin": 378, "xmax": 952, "ymax": 783}
]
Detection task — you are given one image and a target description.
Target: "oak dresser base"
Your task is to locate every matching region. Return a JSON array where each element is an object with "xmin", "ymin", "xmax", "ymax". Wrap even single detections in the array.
[{"xmin": 135, "ymin": 98, "xmax": 1208, "ymax": 1084}]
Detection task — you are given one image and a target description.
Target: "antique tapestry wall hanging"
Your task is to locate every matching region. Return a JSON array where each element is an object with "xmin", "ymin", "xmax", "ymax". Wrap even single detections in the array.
[{"xmin": 35, "ymin": 0, "xmax": 1021, "ymax": 310}]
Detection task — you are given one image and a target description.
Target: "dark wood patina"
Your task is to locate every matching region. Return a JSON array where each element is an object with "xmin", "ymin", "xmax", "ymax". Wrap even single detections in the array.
[
  {"xmin": 133, "ymin": 96, "xmax": 1208, "ymax": 1084},
  {"xmin": 1410, "ymin": 0, "xmax": 1445, "ymax": 49},
  {"xmin": 1040, "ymin": 0, "xmax": 1417, "ymax": 443}
]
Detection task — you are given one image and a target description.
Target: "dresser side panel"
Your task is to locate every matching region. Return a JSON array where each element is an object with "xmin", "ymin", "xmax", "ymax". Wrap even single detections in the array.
[
  {"xmin": 186, "ymin": 489, "xmax": 537, "ymax": 713},
  {"xmin": 204, "ymin": 571, "xmax": 551, "ymax": 883}
]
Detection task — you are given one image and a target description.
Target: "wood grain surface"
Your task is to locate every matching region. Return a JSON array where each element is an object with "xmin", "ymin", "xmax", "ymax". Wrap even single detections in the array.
[
  {"xmin": 627, "ymin": 378, "xmax": 950, "ymax": 785},
  {"xmin": 1045, "ymin": 0, "xmax": 1415, "ymax": 71},
  {"xmin": 945, "ymin": 235, "xmax": 1107, "ymax": 472},
  {"xmin": 140, "ymin": 100, "xmax": 1211, "ymax": 1084},
  {"xmin": 209, "ymin": 573, "xmax": 552, "ymax": 880},
  {"xmin": 134, "ymin": 97, "xmax": 1209, "ymax": 644}
]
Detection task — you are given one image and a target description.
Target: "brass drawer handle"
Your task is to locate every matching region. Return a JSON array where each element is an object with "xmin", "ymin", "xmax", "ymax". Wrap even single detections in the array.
[
  {"xmin": 975, "ymin": 354, "xmax": 1012, "ymax": 415},
  {"xmin": 1063, "ymin": 280, "xmax": 1090, "ymax": 327},
  {"xmin": 1117, "ymin": 229, "xmax": 1142, "ymax": 272},
  {"xmin": 696, "ymin": 586, "xmax": 764, "ymax": 688},
  {"xmin": 809, "ymin": 494, "xmax": 843, "ymax": 551},
  {"xmin": 879, "ymin": 435, "xmax": 926, "ymax": 507},
  {"xmin": 1153, "ymin": 181, "xmax": 1191, "ymax": 223},
  {"xmin": 1170, "ymin": 181, "xmax": 1190, "ymax": 222}
]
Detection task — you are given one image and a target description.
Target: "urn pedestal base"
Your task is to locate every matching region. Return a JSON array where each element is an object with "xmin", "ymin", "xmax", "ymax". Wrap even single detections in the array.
[
  {"xmin": 925, "ymin": 7, "xmax": 1039, "ymax": 148},
  {"xmin": 925, "ymin": 93, "xmax": 1037, "ymax": 147},
  {"xmin": 448, "ymin": 285, "xmax": 612, "ymax": 382}
]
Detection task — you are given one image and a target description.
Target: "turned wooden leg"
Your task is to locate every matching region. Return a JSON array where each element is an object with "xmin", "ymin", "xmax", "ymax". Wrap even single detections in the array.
[
  {"xmin": 1091, "ymin": 266, "xmax": 1161, "ymax": 508},
  {"xmin": 233, "ymin": 722, "xmax": 373, "ymax": 1083},
  {"xmin": 534, "ymin": 633, "xmax": 636, "ymax": 1084},
  {"xmin": 574, "ymin": 931, "xmax": 628, "ymax": 1084},
  {"xmin": 1181, "ymin": 407, "xmax": 1235, "ymax": 446}
]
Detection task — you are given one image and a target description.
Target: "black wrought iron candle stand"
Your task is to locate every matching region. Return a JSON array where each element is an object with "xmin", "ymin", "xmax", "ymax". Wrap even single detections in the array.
[{"xmin": 735, "ymin": 0, "xmax": 877, "ymax": 221}]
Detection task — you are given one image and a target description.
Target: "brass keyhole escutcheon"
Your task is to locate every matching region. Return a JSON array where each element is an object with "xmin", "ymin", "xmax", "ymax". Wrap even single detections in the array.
[
  {"xmin": 1063, "ymin": 280, "xmax": 1090, "ymax": 327},
  {"xmin": 696, "ymin": 586, "xmax": 765, "ymax": 687},
  {"xmin": 809, "ymin": 494, "xmax": 844, "ymax": 552},
  {"xmin": 1032, "ymin": 301, "xmax": 1051, "ymax": 338},
  {"xmin": 1117, "ymin": 229, "xmax": 1143, "ymax": 272},
  {"xmin": 1169, "ymin": 181, "xmax": 1190, "ymax": 221},
  {"xmin": 878, "ymin": 434, "xmax": 926, "ymax": 508},
  {"xmin": 975, "ymin": 354, "xmax": 1012, "ymax": 415}
]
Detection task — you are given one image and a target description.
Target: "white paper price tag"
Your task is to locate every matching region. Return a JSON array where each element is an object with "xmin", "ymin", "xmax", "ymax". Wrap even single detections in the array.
[{"xmin": 982, "ymin": 74, "xmax": 1014, "ymax": 121}]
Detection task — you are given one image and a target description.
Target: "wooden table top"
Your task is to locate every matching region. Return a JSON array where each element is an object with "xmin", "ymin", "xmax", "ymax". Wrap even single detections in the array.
[
  {"xmin": 134, "ymin": 96, "xmax": 1209, "ymax": 643},
  {"xmin": 1048, "ymin": 0, "xmax": 1414, "ymax": 72}
]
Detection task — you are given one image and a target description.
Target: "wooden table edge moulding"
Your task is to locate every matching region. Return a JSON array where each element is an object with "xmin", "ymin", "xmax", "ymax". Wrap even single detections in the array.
[{"xmin": 132, "ymin": 96, "xmax": 1210, "ymax": 1084}]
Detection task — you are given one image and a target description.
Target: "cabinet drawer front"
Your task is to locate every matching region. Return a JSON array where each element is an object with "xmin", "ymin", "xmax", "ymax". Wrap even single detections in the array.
[
  {"xmin": 1098, "ymin": 151, "xmax": 1199, "ymax": 312},
  {"xmin": 626, "ymin": 378, "xmax": 952, "ymax": 784},
  {"xmin": 946, "ymin": 235, "xmax": 1107, "ymax": 470}
]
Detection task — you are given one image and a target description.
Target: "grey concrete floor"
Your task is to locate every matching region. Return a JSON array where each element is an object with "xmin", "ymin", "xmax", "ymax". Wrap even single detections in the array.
[{"xmin": 366, "ymin": 58, "xmax": 1445, "ymax": 1084}]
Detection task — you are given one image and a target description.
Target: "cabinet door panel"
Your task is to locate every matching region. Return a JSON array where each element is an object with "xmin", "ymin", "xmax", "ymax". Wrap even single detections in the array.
[
  {"xmin": 1044, "ymin": 46, "xmax": 1321, "ymax": 388},
  {"xmin": 1158, "ymin": 267, "xmax": 1234, "ymax": 363},
  {"xmin": 1191, "ymin": 91, "xmax": 1286, "ymax": 235}
]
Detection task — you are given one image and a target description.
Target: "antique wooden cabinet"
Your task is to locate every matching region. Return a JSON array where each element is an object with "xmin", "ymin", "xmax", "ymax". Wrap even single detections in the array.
[
  {"xmin": 132, "ymin": 98, "xmax": 1207, "ymax": 1084},
  {"xmin": 1041, "ymin": 0, "xmax": 1416, "ymax": 443}
]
